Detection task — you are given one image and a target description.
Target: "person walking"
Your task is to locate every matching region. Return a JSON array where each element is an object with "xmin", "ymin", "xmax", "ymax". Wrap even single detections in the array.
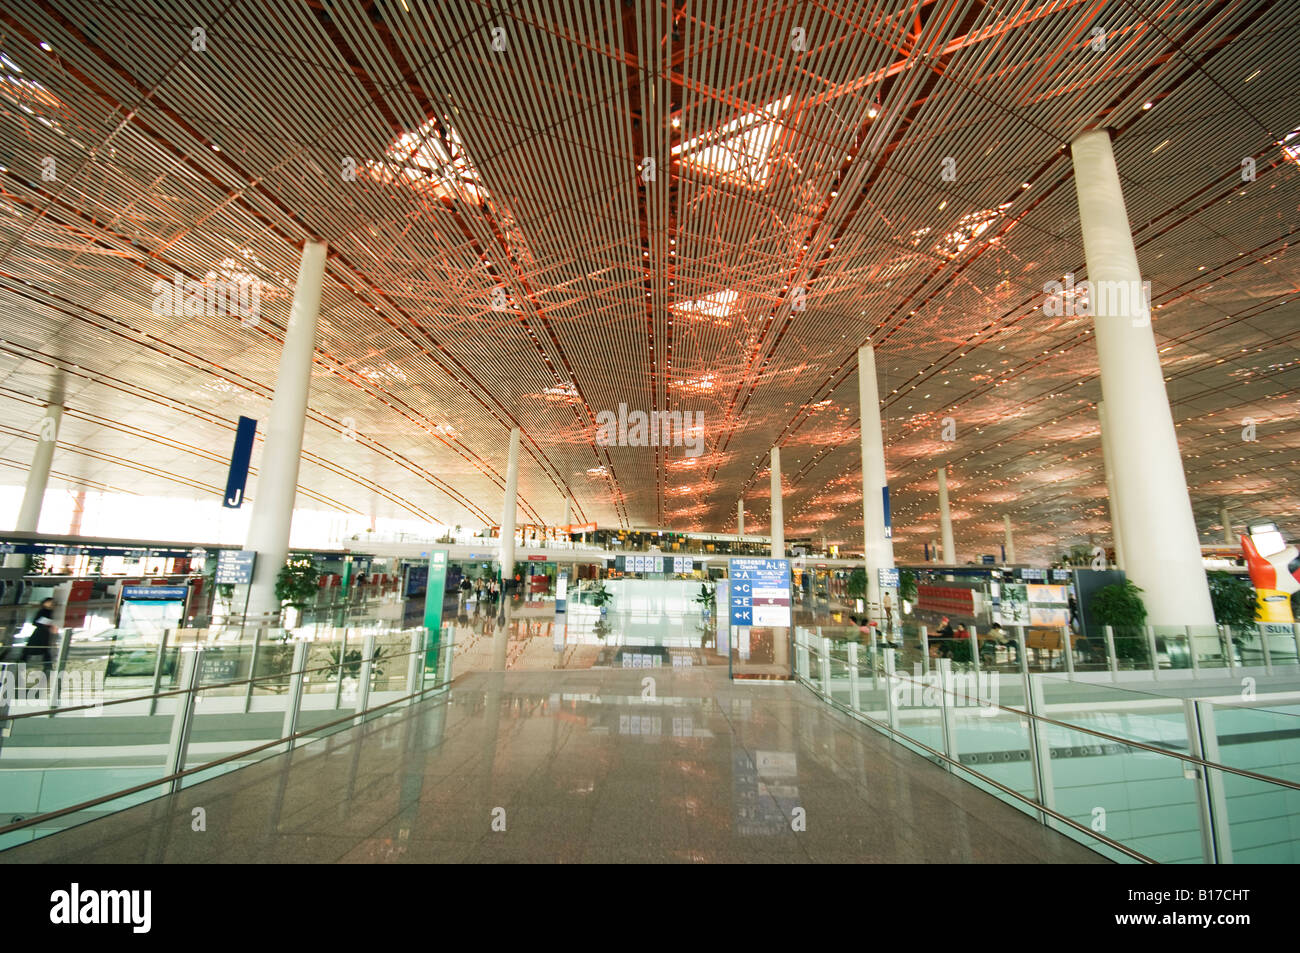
[{"xmin": 22, "ymin": 597, "xmax": 58, "ymax": 697}]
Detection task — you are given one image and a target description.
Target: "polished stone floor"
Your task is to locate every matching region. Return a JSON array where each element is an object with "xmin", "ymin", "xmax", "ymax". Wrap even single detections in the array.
[{"xmin": 0, "ymin": 666, "xmax": 1107, "ymax": 863}]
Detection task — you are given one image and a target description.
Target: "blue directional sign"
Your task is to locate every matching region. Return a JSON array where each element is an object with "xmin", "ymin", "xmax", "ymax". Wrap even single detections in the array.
[
  {"xmin": 878, "ymin": 567, "xmax": 900, "ymax": 589},
  {"xmin": 882, "ymin": 486, "xmax": 892, "ymax": 539},
  {"xmin": 215, "ymin": 549, "xmax": 256, "ymax": 585},
  {"xmin": 728, "ymin": 558, "xmax": 791, "ymax": 627},
  {"xmin": 122, "ymin": 586, "xmax": 188, "ymax": 601}
]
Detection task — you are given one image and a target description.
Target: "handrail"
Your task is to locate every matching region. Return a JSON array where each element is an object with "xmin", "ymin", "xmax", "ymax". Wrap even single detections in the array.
[
  {"xmin": 1, "ymin": 633, "xmax": 433, "ymax": 721},
  {"xmin": 800, "ymin": 638, "xmax": 1300, "ymax": 791},
  {"xmin": 806, "ymin": 676, "xmax": 1157, "ymax": 864},
  {"xmin": 0, "ymin": 663, "xmax": 455, "ymax": 839}
]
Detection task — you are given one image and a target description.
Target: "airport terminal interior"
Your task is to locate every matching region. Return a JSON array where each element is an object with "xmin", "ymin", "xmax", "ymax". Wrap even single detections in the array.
[{"xmin": 0, "ymin": 0, "xmax": 1297, "ymax": 866}]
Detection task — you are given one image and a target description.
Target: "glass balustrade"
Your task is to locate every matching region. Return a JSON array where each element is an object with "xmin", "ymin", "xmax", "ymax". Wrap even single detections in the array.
[{"xmin": 0, "ymin": 623, "xmax": 453, "ymax": 852}]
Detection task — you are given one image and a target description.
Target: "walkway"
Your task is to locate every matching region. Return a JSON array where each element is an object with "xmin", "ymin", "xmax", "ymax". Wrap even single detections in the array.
[{"xmin": 0, "ymin": 666, "xmax": 1105, "ymax": 863}]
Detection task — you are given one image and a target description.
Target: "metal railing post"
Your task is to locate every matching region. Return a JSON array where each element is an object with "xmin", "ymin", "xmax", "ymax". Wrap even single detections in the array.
[
  {"xmin": 1221, "ymin": 625, "xmax": 1237, "ymax": 672},
  {"xmin": 1258, "ymin": 624, "xmax": 1272, "ymax": 673},
  {"xmin": 883, "ymin": 647, "xmax": 899, "ymax": 733},
  {"xmin": 1146, "ymin": 625, "xmax": 1160, "ymax": 680},
  {"xmin": 919, "ymin": 625, "xmax": 930, "ymax": 675},
  {"xmin": 847, "ymin": 641, "xmax": 860, "ymax": 713},
  {"xmin": 165, "ymin": 648, "xmax": 202, "ymax": 794},
  {"xmin": 969, "ymin": 624, "xmax": 980, "ymax": 677},
  {"xmin": 1104, "ymin": 625, "xmax": 1119, "ymax": 680},
  {"xmin": 1061, "ymin": 624, "xmax": 1074, "ymax": 675},
  {"xmin": 819, "ymin": 637, "xmax": 832, "ymax": 700},
  {"xmin": 354, "ymin": 634, "xmax": 375, "ymax": 719},
  {"xmin": 937, "ymin": 658, "xmax": 958, "ymax": 774},
  {"xmin": 243, "ymin": 626, "xmax": 263, "ymax": 713},
  {"xmin": 148, "ymin": 629, "xmax": 172, "ymax": 716},
  {"xmin": 281, "ymin": 641, "xmax": 309, "ymax": 753},
  {"xmin": 405, "ymin": 628, "xmax": 424, "ymax": 704},
  {"xmin": 49, "ymin": 627, "xmax": 74, "ymax": 710},
  {"xmin": 1182, "ymin": 699, "xmax": 1229, "ymax": 864},
  {"xmin": 1187, "ymin": 625, "xmax": 1200, "ymax": 676},
  {"xmin": 1024, "ymin": 673, "xmax": 1056, "ymax": 828}
]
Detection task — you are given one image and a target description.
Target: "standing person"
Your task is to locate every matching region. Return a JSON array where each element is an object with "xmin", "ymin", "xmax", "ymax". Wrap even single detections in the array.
[
  {"xmin": 935, "ymin": 616, "xmax": 955, "ymax": 659},
  {"xmin": 22, "ymin": 597, "xmax": 58, "ymax": 697},
  {"xmin": 882, "ymin": 590, "xmax": 894, "ymax": 633}
]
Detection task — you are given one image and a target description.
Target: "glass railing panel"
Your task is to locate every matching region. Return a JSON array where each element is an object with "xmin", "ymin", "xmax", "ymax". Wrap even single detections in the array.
[
  {"xmin": 1039, "ymin": 718, "xmax": 1204, "ymax": 863},
  {"xmin": 1035, "ymin": 674, "xmax": 1191, "ymax": 751},
  {"xmin": 249, "ymin": 635, "xmax": 296, "ymax": 696},
  {"xmin": 1260, "ymin": 624, "xmax": 1299, "ymax": 666},
  {"xmin": 1188, "ymin": 624, "xmax": 1230, "ymax": 670},
  {"xmin": 1215, "ymin": 769, "xmax": 1300, "ymax": 863},
  {"xmin": 1109, "ymin": 626, "xmax": 1154, "ymax": 671},
  {"xmin": 949, "ymin": 693, "xmax": 1037, "ymax": 809}
]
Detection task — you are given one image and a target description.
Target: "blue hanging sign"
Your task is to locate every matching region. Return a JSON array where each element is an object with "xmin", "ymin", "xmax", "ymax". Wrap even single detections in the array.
[
  {"xmin": 882, "ymin": 486, "xmax": 892, "ymax": 539},
  {"xmin": 223, "ymin": 416, "xmax": 257, "ymax": 508}
]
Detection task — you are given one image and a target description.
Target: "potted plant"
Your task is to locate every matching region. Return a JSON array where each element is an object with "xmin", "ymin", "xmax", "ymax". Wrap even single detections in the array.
[
  {"xmin": 693, "ymin": 581, "xmax": 716, "ymax": 617},
  {"xmin": 324, "ymin": 643, "xmax": 386, "ymax": 680},
  {"xmin": 275, "ymin": 555, "xmax": 322, "ymax": 627},
  {"xmin": 1088, "ymin": 581, "xmax": 1149, "ymax": 666},
  {"xmin": 899, "ymin": 568, "xmax": 918, "ymax": 605},
  {"xmin": 590, "ymin": 580, "xmax": 613, "ymax": 615},
  {"xmin": 846, "ymin": 567, "xmax": 867, "ymax": 601},
  {"xmin": 1207, "ymin": 570, "xmax": 1258, "ymax": 660}
]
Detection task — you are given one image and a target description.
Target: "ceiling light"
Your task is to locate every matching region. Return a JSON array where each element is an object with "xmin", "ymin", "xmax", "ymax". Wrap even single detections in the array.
[
  {"xmin": 40, "ymin": 42, "xmax": 52, "ymax": 52},
  {"xmin": 1142, "ymin": 101, "xmax": 1153, "ymax": 110}
]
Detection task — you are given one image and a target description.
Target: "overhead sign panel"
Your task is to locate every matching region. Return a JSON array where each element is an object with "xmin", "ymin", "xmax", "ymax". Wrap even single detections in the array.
[
  {"xmin": 214, "ymin": 549, "xmax": 256, "ymax": 585},
  {"xmin": 223, "ymin": 415, "xmax": 258, "ymax": 508},
  {"xmin": 728, "ymin": 558, "xmax": 791, "ymax": 627}
]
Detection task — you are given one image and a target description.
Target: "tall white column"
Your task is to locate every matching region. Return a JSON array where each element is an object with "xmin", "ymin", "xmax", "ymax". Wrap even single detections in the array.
[
  {"xmin": 499, "ymin": 428, "xmax": 520, "ymax": 586},
  {"xmin": 737, "ymin": 498, "xmax": 745, "ymax": 537},
  {"xmin": 244, "ymin": 241, "xmax": 326, "ymax": 617},
  {"xmin": 1071, "ymin": 130, "xmax": 1213, "ymax": 624},
  {"xmin": 1097, "ymin": 400, "xmax": 1127, "ymax": 571},
  {"xmin": 937, "ymin": 467, "xmax": 955, "ymax": 564},
  {"xmin": 1003, "ymin": 514, "xmax": 1016, "ymax": 564},
  {"xmin": 769, "ymin": 446, "xmax": 784, "ymax": 558},
  {"xmin": 858, "ymin": 345, "xmax": 895, "ymax": 612},
  {"xmin": 1220, "ymin": 504, "xmax": 1233, "ymax": 546},
  {"xmin": 5, "ymin": 403, "xmax": 63, "ymax": 568}
]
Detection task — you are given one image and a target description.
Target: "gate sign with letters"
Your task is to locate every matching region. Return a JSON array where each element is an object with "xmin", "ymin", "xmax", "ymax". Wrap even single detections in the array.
[{"xmin": 728, "ymin": 558, "xmax": 792, "ymax": 627}]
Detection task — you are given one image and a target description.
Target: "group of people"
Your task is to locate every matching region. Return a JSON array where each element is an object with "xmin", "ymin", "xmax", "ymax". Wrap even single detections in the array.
[{"xmin": 458, "ymin": 577, "xmax": 500, "ymax": 606}]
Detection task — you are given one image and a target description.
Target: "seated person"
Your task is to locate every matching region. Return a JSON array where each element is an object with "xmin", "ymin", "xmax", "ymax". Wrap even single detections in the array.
[{"xmin": 982, "ymin": 622, "xmax": 1018, "ymax": 662}]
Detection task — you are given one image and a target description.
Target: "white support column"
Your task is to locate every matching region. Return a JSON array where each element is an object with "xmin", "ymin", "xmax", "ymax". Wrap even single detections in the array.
[
  {"xmin": 1071, "ymin": 130, "xmax": 1213, "ymax": 625},
  {"xmin": 1003, "ymin": 514, "xmax": 1016, "ymax": 564},
  {"xmin": 937, "ymin": 467, "xmax": 955, "ymax": 564},
  {"xmin": 1220, "ymin": 504, "xmax": 1233, "ymax": 547},
  {"xmin": 858, "ymin": 345, "xmax": 895, "ymax": 613},
  {"xmin": 737, "ymin": 498, "xmax": 745, "ymax": 537},
  {"xmin": 769, "ymin": 447, "xmax": 784, "ymax": 558},
  {"xmin": 244, "ymin": 241, "xmax": 326, "ymax": 617},
  {"xmin": 499, "ymin": 427, "xmax": 521, "ymax": 586},
  {"xmin": 5, "ymin": 403, "xmax": 62, "ymax": 568},
  {"xmin": 1097, "ymin": 400, "xmax": 1127, "ymax": 571}
]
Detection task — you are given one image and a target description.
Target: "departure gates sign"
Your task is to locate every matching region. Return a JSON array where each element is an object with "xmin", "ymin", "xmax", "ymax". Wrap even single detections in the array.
[{"xmin": 728, "ymin": 558, "xmax": 792, "ymax": 627}]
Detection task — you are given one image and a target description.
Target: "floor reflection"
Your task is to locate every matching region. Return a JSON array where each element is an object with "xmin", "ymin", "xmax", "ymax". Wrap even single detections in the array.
[{"xmin": 0, "ymin": 667, "xmax": 1108, "ymax": 864}]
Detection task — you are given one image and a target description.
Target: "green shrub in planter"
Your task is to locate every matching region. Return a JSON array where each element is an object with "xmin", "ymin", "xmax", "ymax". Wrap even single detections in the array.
[
  {"xmin": 846, "ymin": 568, "xmax": 867, "ymax": 600},
  {"xmin": 1088, "ymin": 581, "xmax": 1149, "ymax": 665}
]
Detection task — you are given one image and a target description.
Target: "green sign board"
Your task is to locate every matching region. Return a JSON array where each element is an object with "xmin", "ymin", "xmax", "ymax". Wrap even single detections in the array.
[{"xmin": 424, "ymin": 550, "xmax": 448, "ymax": 674}]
